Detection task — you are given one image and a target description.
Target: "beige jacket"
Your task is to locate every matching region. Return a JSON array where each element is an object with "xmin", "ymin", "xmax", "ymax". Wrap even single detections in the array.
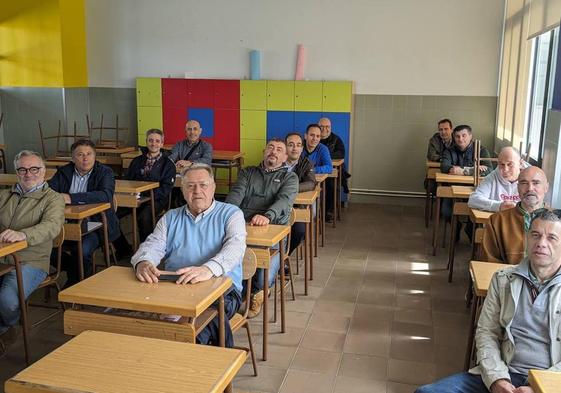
[{"xmin": 0, "ymin": 184, "xmax": 65, "ymax": 272}]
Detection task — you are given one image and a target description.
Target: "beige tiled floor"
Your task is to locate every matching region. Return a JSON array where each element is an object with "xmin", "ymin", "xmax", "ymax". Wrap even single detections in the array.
[{"xmin": 0, "ymin": 203, "xmax": 472, "ymax": 393}]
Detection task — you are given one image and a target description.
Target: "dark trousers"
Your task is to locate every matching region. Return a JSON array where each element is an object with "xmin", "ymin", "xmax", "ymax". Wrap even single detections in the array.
[
  {"xmin": 289, "ymin": 222, "xmax": 306, "ymax": 254},
  {"xmin": 115, "ymin": 201, "xmax": 166, "ymax": 251},
  {"xmin": 54, "ymin": 232, "xmax": 100, "ymax": 287},
  {"xmin": 196, "ymin": 289, "xmax": 242, "ymax": 348},
  {"xmin": 326, "ymin": 178, "xmax": 335, "ymax": 215}
]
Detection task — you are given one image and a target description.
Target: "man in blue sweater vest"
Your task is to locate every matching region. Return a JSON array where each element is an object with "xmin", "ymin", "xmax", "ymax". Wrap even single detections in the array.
[
  {"xmin": 226, "ymin": 139, "xmax": 298, "ymax": 318},
  {"xmin": 130, "ymin": 163, "xmax": 246, "ymax": 347}
]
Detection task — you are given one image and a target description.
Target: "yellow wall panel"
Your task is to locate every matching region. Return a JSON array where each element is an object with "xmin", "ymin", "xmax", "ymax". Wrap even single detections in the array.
[{"xmin": 59, "ymin": 0, "xmax": 88, "ymax": 87}]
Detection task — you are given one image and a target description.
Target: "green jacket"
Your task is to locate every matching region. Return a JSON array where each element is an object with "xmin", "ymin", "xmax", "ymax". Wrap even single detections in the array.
[
  {"xmin": 226, "ymin": 164, "xmax": 298, "ymax": 225},
  {"xmin": 0, "ymin": 184, "xmax": 65, "ymax": 273}
]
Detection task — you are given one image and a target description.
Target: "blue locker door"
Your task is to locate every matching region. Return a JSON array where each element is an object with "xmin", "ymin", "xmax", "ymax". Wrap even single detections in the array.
[
  {"xmin": 266, "ymin": 111, "xmax": 295, "ymax": 141},
  {"xmin": 321, "ymin": 112, "xmax": 350, "ymax": 165},
  {"xmin": 294, "ymin": 112, "xmax": 323, "ymax": 134}
]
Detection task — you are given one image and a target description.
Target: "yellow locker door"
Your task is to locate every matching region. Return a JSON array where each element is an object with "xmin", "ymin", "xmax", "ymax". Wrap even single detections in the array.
[
  {"xmin": 136, "ymin": 78, "xmax": 162, "ymax": 107},
  {"xmin": 240, "ymin": 80, "xmax": 267, "ymax": 110},
  {"xmin": 267, "ymin": 81, "xmax": 295, "ymax": 111},
  {"xmin": 240, "ymin": 110, "xmax": 267, "ymax": 140},
  {"xmin": 295, "ymin": 81, "xmax": 323, "ymax": 111},
  {"xmin": 137, "ymin": 106, "xmax": 163, "ymax": 146},
  {"xmin": 241, "ymin": 139, "xmax": 266, "ymax": 167},
  {"xmin": 322, "ymin": 81, "xmax": 352, "ymax": 112}
]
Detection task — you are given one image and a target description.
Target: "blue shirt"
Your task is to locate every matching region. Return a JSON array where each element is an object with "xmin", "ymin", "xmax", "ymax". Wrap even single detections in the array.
[{"xmin": 302, "ymin": 143, "xmax": 333, "ymax": 174}]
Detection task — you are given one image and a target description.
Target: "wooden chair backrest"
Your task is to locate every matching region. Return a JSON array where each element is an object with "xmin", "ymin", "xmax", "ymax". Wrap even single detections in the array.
[{"xmin": 243, "ymin": 248, "xmax": 257, "ymax": 281}]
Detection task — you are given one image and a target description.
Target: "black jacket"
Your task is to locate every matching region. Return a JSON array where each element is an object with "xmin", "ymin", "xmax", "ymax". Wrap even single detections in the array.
[
  {"xmin": 291, "ymin": 156, "xmax": 316, "ymax": 192},
  {"xmin": 441, "ymin": 142, "xmax": 493, "ymax": 176},
  {"xmin": 126, "ymin": 148, "xmax": 176, "ymax": 206},
  {"xmin": 321, "ymin": 132, "xmax": 345, "ymax": 159},
  {"xmin": 48, "ymin": 161, "xmax": 120, "ymax": 241}
]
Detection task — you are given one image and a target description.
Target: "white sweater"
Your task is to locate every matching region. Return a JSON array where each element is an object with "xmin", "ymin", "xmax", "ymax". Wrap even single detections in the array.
[{"xmin": 468, "ymin": 168, "xmax": 520, "ymax": 212}]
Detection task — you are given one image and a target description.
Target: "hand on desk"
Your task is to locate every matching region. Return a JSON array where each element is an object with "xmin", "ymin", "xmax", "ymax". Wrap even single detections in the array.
[
  {"xmin": 135, "ymin": 261, "xmax": 161, "ymax": 283},
  {"xmin": 491, "ymin": 379, "xmax": 517, "ymax": 393},
  {"xmin": 175, "ymin": 160, "xmax": 192, "ymax": 171},
  {"xmin": 175, "ymin": 266, "xmax": 213, "ymax": 284},
  {"xmin": 250, "ymin": 214, "xmax": 270, "ymax": 226},
  {"xmin": 0, "ymin": 229, "xmax": 26, "ymax": 243},
  {"xmin": 449, "ymin": 166, "xmax": 464, "ymax": 175}
]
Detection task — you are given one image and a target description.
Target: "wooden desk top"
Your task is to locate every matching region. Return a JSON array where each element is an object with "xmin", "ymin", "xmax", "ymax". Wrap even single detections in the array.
[
  {"xmin": 332, "ymin": 159, "xmax": 344, "ymax": 167},
  {"xmin": 115, "ymin": 180, "xmax": 159, "ymax": 193},
  {"xmin": 0, "ymin": 241, "xmax": 28, "ymax": 258},
  {"xmin": 64, "ymin": 203, "xmax": 111, "ymax": 220},
  {"xmin": 451, "ymin": 185, "xmax": 475, "ymax": 199},
  {"xmin": 58, "ymin": 266, "xmax": 232, "ymax": 317},
  {"xmin": 435, "ymin": 172, "xmax": 475, "ymax": 185},
  {"xmin": 295, "ymin": 189, "xmax": 320, "ymax": 205},
  {"xmin": 293, "ymin": 208, "xmax": 311, "ymax": 223},
  {"xmin": 212, "ymin": 150, "xmax": 244, "ymax": 160},
  {"xmin": 4, "ymin": 330, "xmax": 246, "ymax": 393},
  {"xmin": 470, "ymin": 208, "xmax": 493, "ymax": 224},
  {"xmin": 469, "ymin": 261, "xmax": 508, "ymax": 297},
  {"xmin": 426, "ymin": 160, "xmax": 440, "ymax": 168},
  {"xmin": 246, "ymin": 224, "xmax": 291, "ymax": 247},
  {"xmin": 96, "ymin": 146, "xmax": 136, "ymax": 154},
  {"xmin": 315, "ymin": 174, "xmax": 328, "ymax": 183},
  {"xmin": 528, "ymin": 369, "xmax": 561, "ymax": 393},
  {"xmin": 328, "ymin": 168, "xmax": 339, "ymax": 178}
]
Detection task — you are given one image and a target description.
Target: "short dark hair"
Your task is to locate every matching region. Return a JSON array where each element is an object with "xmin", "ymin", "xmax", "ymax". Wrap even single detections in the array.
[
  {"xmin": 530, "ymin": 208, "xmax": 561, "ymax": 228},
  {"xmin": 306, "ymin": 124, "xmax": 321, "ymax": 133},
  {"xmin": 453, "ymin": 125, "xmax": 472, "ymax": 134},
  {"xmin": 146, "ymin": 128, "xmax": 164, "ymax": 138},
  {"xmin": 285, "ymin": 133, "xmax": 303, "ymax": 143},
  {"xmin": 71, "ymin": 139, "xmax": 95, "ymax": 154},
  {"xmin": 266, "ymin": 138, "xmax": 287, "ymax": 148},
  {"xmin": 438, "ymin": 119, "xmax": 453, "ymax": 128}
]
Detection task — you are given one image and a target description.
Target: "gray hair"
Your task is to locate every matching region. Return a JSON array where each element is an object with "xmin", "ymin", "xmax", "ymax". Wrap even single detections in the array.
[
  {"xmin": 14, "ymin": 150, "xmax": 44, "ymax": 169},
  {"xmin": 530, "ymin": 208, "xmax": 561, "ymax": 227},
  {"xmin": 181, "ymin": 163, "xmax": 215, "ymax": 181}
]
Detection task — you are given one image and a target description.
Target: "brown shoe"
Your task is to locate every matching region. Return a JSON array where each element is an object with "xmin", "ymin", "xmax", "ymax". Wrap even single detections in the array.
[{"xmin": 247, "ymin": 290, "xmax": 264, "ymax": 319}]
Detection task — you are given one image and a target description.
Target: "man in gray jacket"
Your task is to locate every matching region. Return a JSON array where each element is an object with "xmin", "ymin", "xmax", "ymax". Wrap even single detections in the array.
[
  {"xmin": 468, "ymin": 147, "xmax": 523, "ymax": 212},
  {"xmin": 226, "ymin": 138, "xmax": 298, "ymax": 318},
  {"xmin": 416, "ymin": 208, "xmax": 561, "ymax": 393}
]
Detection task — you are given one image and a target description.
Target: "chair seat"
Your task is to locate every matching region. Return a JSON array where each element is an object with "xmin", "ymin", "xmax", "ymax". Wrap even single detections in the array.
[
  {"xmin": 37, "ymin": 275, "xmax": 58, "ymax": 290},
  {"xmin": 229, "ymin": 312, "xmax": 245, "ymax": 332}
]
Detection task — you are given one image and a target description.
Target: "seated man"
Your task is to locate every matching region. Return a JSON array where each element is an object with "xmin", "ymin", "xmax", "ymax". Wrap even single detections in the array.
[
  {"xmin": 131, "ymin": 164, "xmax": 245, "ymax": 348},
  {"xmin": 483, "ymin": 166, "xmax": 548, "ymax": 264},
  {"xmin": 226, "ymin": 139, "xmax": 298, "ymax": 318},
  {"xmin": 0, "ymin": 151, "xmax": 64, "ymax": 354},
  {"xmin": 113, "ymin": 129, "xmax": 176, "ymax": 256},
  {"xmin": 302, "ymin": 124, "xmax": 333, "ymax": 174},
  {"xmin": 318, "ymin": 117, "xmax": 349, "ymax": 222},
  {"xmin": 416, "ymin": 208, "xmax": 561, "ymax": 393},
  {"xmin": 286, "ymin": 132, "xmax": 317, "ymax": 253},
  {"xmin": 441, "ymin": 124, "xmax": 492, "ymax": 177},
  {"xmin": 468, "ymin": 146, "xmax": 522, "ymax": 212},
  {"xmin": 48, "ymin": 139, "xmax": 120, "ymax": 285},
  {"xmin": 169, "ymin": 120, "xmax": 213, "ymax": 170},
  {"xmin": 426, "ymin": 118, "xmax": 453, "ymax": 162}
]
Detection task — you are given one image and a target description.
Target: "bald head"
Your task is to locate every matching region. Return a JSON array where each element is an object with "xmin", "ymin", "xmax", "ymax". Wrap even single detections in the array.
[
  {"xmin": 518, "ymin": 166, "xmax": 548, "ymax": 211},
  {"xmin": 497, "ymin": 147, "xmax": 522, "ymax": 182},
  {"xmin": 185, "ymin": 120, "xmax": 202, "ymax": 143}
]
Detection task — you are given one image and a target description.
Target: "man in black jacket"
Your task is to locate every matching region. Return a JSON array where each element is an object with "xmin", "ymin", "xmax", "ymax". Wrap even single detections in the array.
[
  {"xmin": 441, "ymin": 125, "xmax": 492, "ymax": 176},
  {"xmin": 286, "ymin": 132, "xmax": 316, "ymax": 253},
  {"xmin": 48, "ymin": 139, "xmax": 119, "ymax": 284},
  {"xmin": 113, "ymin": 129, "xmax": 176, "ymax": 256}
]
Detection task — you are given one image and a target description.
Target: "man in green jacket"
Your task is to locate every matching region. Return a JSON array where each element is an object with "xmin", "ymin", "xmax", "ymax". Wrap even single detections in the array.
[
  {"xmin": 226, "ymin": 138, "xmax": 298, "ymax": 318},
  {"xmin": 0, "ymin": 151, "xmax": 65, "ymax": 355}
]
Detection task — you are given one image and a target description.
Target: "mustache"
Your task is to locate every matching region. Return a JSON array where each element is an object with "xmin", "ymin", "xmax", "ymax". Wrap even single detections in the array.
[{"xmin": 523, "ymin": 192, "xmax": 538, "ymax": 198}]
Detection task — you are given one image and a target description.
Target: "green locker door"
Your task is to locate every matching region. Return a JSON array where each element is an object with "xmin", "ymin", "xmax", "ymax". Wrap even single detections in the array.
[
  {"xmin": 240, "ymin": 110, "xmax": 267, "ymax": 139},
  {"xmin": 240, "ymin": 80, "xmax": 267, "ymax": 110},
  {"xmin": 137, "ymin": 106, "xmax": 163, "ymax": 146},
  {"xmin": 241, "ymin": 139, "xmax": 266, "ymax": 167},
  {"xmin": 295, "ymin": 81, "xmax": 323, "ymax": 111},
  {"xmin": 136, "ymin": 78, "xmax": 162, "ymax": 107},
  {"xmin": 322, "ymin": 81, "xmax": 352, "ymax": 112},
  {"xmin": 267, "ymin": 81, "xmax": 295, "ymax": 111}
]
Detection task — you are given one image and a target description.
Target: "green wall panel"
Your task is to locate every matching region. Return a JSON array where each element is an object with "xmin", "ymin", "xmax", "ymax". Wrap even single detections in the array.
[
  {"xmin": 241, "ymin": 139, "xmax": 266, "ymax": 167},
  {"xmin": 137, "ymin": 106, "xmax": 162, "ymax": 146},
  {"xmin": 295, "ymin": 81, "xmax": 323, "ymax": 111},
  {"xmin": 240, "ymin": 110, "xmax": 266, "ymax": 139},
  {"xmin": 240, "ymin": 80, "xmax": 267, "ymax": 110},
  {"xmin": 322, "ymin": 81, "xmax": 352, "ymax": 112},
  {"xmin": 136, "ymin": 78, "xmax": 162, "ymax": 107},
  {"xmin": 267, "ymin": 81, "xmax": 294, "ymax": 111}
]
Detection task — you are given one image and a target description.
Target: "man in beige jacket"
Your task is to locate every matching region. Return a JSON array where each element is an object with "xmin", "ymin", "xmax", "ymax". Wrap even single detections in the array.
[{"xmin": 0, "ymin": 150, "xmax": 64, "ymax": 356}]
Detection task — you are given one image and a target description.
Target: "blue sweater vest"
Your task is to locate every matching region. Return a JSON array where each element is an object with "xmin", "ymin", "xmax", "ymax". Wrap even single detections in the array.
[{"xmin": 163, "ymin": 202, "xmax": 243, "ymax": 292}]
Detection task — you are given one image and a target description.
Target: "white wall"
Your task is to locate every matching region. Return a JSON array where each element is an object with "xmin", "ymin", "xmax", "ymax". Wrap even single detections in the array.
[{"xmin": 86, "ymin": 0, "xmax": 505, "ymax": 96}]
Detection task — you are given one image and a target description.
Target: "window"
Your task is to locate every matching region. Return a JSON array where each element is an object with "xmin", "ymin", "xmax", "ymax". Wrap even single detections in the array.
[{"xmin": 524, "ymin": 27, "xmax": 559, "ymax": 164}]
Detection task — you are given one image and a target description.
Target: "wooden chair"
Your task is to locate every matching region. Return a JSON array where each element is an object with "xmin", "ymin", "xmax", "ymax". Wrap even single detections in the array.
[
  {"xmin": 87, "ymin": 114, "xmax": 128, "ymax": 147},
  {"xmin": 424, "ymin": 167, "xmax": 440, "ymax": 227},
  {"xmin": 230, "ymin": 248, "xmax": 258, "ymax": 376},
  {"xmin": 0, "ymin": 113, "xmax": 6, "ymax": 173},
  {"xmin": 447, "ymin": 201, "xmax": 470, "ymax": 282},
  {"xmin": 273, "ymin": 213, "xmax": 295, "ymax": 325},
  {"xmin": 28, "ymin": 227, "xmax": 66, "ymax": 328},
  {"xmin": 37, "ymin": 120, "xmax": 90, "ymax": 159},
  {"xmin": 432, "ymin": 185, "xmax": 453, "ymax": 255}
]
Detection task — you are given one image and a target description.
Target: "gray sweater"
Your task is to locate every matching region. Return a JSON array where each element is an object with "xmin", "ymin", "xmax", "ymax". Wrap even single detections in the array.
[{"xmin": 168, "ymin": 139, "xmax": 213, "ymax": 165}]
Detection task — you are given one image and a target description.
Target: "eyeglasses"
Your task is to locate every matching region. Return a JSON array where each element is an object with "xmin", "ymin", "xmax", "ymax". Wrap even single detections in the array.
[
  {"xmin": 184, "ymin": 181, "xmax": 211, "ymax": 190},
  {"xmin": 16, "ymin": 166, "xmax": 43, "ymax": 175}
]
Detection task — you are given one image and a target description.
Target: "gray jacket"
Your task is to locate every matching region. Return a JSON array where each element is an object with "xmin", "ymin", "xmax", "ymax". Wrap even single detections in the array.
[
  {"xmin": 168, "ymin": 139, "xmax": 213, "ymax": 165},
  {"xmin": 226, "ymin": 164, "xmax": 298, "ymax": 225},
  {"xmin": 470, "ymin": 260, "xmax": 561, "ymax": 389}
]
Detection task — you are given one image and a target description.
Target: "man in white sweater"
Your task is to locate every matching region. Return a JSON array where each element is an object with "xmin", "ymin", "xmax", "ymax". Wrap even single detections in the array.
[{"xmin": 468, "ymin": 147, "xmax": 523, "ymax": 212}]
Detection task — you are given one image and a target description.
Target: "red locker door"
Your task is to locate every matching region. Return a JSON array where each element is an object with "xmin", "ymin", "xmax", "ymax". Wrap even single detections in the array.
[
  {"xmin": 187, "ymin": 79, "xmax": 214, "ymax": 108},
  {"xmin": 214, "ymin": 109, "xmax": 240, "ymax": 151},
  {"xmin": 214, "ymin": 80, "xmax": 240, "ymax": 109},
  {"xmin": 162, "ymin": 107, "xmax": 187, "ymax": 144},
  {"xmin": 161, "ymin": 78, "xmax": 187, "ymax": 108}
]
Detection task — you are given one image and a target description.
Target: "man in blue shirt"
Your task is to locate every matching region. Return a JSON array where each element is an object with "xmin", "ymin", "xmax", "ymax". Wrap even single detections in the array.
[
  {"xmin": 302, "ymin": 124, "xmax": 333, "ymax": 175},
  {"xmin": 131, "ymin": 163, "xmax": 246, "ymax": 347}
]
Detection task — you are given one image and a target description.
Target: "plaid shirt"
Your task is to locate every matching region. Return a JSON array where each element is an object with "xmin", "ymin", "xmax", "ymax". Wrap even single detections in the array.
[{"xmin": 141, "ymin": 152, "xmax": 162, "ymax": 176}]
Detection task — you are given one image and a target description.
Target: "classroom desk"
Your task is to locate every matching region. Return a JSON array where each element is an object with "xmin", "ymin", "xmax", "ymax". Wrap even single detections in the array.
[
  {"xmin": 446, "ymin": 186, "xmax": 475, "ymax": 282},
  {"xmin": 115, "ymin": 180, "xmax": 159, "ymax": 250},
  {"xmin": 435, "ymin": 172, "xmax": 476, "ymax": 185},
  {"xmin": 59, "ymin": 266, "xmax": 232, "ymax": 347},
  {"xmin": 528, "ymin": 369, "xmax": 561, "ymax": 393},
  {"xmin": 426, "ymin": 160, "xmax": 440, "ymax": 168},
  {"xmin": 0, "ymin": 241, "xmax": 29, "ymax": 364},
  {"xmin": 294, "ymin": 188, "xmax": 320, "ymax": 296},
  {"xmin": 464, "ymin": 260, "xmax": 508, "ymax": 370},
  {"xmin": 4, "ymin": 330, "xmax": 246, "ymax": 393},
  {"xmin": 64, "ymin": 203, "xmax": 111, "ymax": 281},
  {"xmin": 212, "ymin": 151, "xmax": 245, "ymax": 192},
  {"xmin": 424, "ymin": 166, "xmax": 441, "ymax": 227},
  {"xmin": 246, "ymin": 224, "xmax": 291, "ymax": 361},
  {"xmin": 95, "ymin": 146, "xmax": 136, "ymax": 155},
  {"xmin": 315, "ymin": 174, "xmax": 328, "ymax": 249},
  {"xmin": 331, "ymin": 158, "xmax": 345, "ymax": 225},
  {"xmin": 45, "ymin": 156, "xmax": 123, "ymax": 167}
]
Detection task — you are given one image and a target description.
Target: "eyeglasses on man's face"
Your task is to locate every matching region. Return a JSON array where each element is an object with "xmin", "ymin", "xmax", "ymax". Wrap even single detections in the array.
[{"xmin": 16, "ymin": 166, "xmax": 44, "ymax": 175}]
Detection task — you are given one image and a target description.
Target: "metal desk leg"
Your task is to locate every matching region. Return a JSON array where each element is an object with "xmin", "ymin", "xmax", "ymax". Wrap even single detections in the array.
[{"xmin": 14, "ymin": 254, "xmax": 30, "ymax": 365}]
